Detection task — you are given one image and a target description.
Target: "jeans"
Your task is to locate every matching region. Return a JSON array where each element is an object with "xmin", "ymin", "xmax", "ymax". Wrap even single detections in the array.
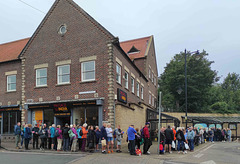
[
  {"xmin": 63, "ymin": 138, "xmax": 69, "ymax": 151},
  {"xmin": 15, "ymin": 134, "xmax": 20, "ymax": 147},
  {"xmin": 129, "ymin": 140, "xmax": 136, "ymax": 155},
  {"xmin": 71, "ymin": 138, "xmax": 77, "ymax": 152},
  {"xmin": 25, "ymin": 138, "xmax": 30, "ymax": 149},
  {"xmin": 177, "ymin": 140, "xmax": 184, "ymax": 152},
  {"xmin": 57, "ymin": 139, "xmax": 62, "ymax": 150},
  {"xmin": 21, "ymin": 135, "xmax": 24, "ymax": 146},
  {"xmin": 78, "ymin": 138, "xmax": 82, "ymax": 150},
  {"xmin": 40, "ymin": 138, "xmax": 46, "ymax": 149},
  {"xmin": 209, "ymin": 137, "xmax": 213, "ymax": 142},
  {"xmin": 188, "ymin": 139, "xmax": 194, "ymax": 151}
]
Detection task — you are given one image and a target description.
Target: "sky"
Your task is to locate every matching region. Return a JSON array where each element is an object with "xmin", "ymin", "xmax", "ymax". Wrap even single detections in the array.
[{"xmin": 1, "ymin": 0, "xmax": 240, "ymax": 82}]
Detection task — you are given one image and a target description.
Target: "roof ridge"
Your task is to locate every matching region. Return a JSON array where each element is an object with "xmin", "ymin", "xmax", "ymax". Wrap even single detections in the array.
[
  {"xmin": 0, "ymin": 38, "xmax": 30, "ymax": 46},
  {"xmin": 120, "ymin": 35, "xmax": 152, "ymax": 43}
]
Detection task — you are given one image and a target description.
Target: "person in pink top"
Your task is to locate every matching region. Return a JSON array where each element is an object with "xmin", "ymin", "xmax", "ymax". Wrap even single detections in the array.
[
  {"xmin": 56, "ymin": 125, "xmax": 62, "ymax": 151},
  {"xmin": 70, "ymin": 124, "xmax": 78, "ymax": 152}
]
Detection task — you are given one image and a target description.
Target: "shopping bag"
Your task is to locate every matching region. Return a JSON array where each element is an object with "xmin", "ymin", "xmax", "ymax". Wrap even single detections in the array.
[
  {"xmin": 172, "ymin": 141, "xmax": 175, "ymax": 148},
  {"xmin": 101, "ymin": 139, "xmax": 106, "ymax": 146},
  {"xmin": 159, "ymin": 144, "xmax": 163, "ymax": 151},
  {"xmin": 184, "ymin": 142, "xmax": 189, "ymax": 150},
  {"xmin": 136, "ymin": 148, "xmax": 142, "ymax": 156}
]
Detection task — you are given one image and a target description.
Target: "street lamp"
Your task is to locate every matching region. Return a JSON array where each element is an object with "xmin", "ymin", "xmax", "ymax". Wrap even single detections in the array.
[{"xmin": 184, "ymin": 49, "xmax": 199, "ymax": 129}]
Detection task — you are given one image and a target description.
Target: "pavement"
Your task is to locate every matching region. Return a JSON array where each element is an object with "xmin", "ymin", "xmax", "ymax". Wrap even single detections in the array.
[{"xmin": 0, "ymin": 140, "xmax": 239, "ymax": 164}]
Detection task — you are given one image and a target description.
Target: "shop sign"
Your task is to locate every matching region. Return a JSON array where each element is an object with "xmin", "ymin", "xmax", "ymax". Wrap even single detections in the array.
[
  {"xmin": 54, "ymin": 113, "xmax": 71, "ymax": 116},
  {"xmin": 0, "ymin": 107, "xmax": 19, "ymax": 112},
  {"xmin": 53, "ymin": 103, "xmax": 70, "ymax": 113},
  {"xmin": 117, "ymin": 88, "xmax": 127, "ymax": 104},
  {"xmin": 73, "ymin": 101, "xmax": 96, "ymax": 106}
]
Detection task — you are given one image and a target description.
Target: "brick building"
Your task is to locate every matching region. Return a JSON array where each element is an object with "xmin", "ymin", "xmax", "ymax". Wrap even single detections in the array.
[{"xmin": 0, "ymin": 0, "xmax": 158, "ymax": 138}]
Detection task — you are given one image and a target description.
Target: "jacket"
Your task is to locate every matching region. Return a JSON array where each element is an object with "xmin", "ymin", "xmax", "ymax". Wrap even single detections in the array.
[
  {"xmin": 176, "ymin": 130, "xmax": 185, "ymax": 142},
  {"xmin": 100, "ymin": 126, "xmax": 107, "ymax": 139},
  {"xmin": 143, "ymin": 125, "xmax": 150, "ymax": 139},
  {"xmin": 39, "ymin": 128, "xmax": 47, "ymax": 139},
  {"xmin": 50, "ymin": 127, "xmax": 55, "ymax": 138},
  {"xmin": 87, "ymin": 129, "xmax": 95, "ymax": 143},
  {"xmin": 14, "ymin": 125, "xmax": 21, "ymax": 135},
  {"xmin": 187, "ymin": 130, "xmax": 195, "ymax": 140},
  {"xmin": 56, "ymin": 128, "xmax": 62, "ymax": 139},
  {"xmin": 71, "ymin": 128, "xmax": 78, "ymax": 139},
  {"xmin": 127, "ymin": 127, "xmax": 136, "ymax": 141},
  {"xmin": 82, "ymin": 127, "xmax": 88, "ymax": 139},
  {"xmin": 173, "ymin": 129, "xmax": 176, "ymax": 141},
  {"xmin": 24, "ymin": 127, "xmax": 32, "ymax": 139},
  {"xmin": 77, "ymin": 128, "xmax": 82, "ymax": 139},
  {"xmin": 165, "ymin": 128, "xmax": 174, "ymax": 140},
  {"xmin": 62, "ymin": 127, "xmax": 70, "ymax": 139},
  {"xmin": 115, "ymin": 128, "xmax": 122, "ymax": 142},
  {"xmin": 32, "ymin": 127, "xmax": 39, "ymax": 137},
  {"xmin": 95, "ymin": 129, "xmax": 101, "ymax": 140}
]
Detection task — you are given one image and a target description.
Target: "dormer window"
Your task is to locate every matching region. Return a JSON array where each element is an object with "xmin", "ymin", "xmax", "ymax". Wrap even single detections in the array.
[{"xmin": 127, "ymin": 46, "xmax": 140, "ymax": 54}]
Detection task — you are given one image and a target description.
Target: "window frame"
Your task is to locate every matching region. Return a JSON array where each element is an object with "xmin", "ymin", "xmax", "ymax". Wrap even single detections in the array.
[
  {"xmin": 81, "ymin": 60, "xmax": 95, "ymax": 82},
  {"xmin": 57, "ymin": 64, "xmax": 70, "ymax": 85},
  {"xmin": 136, "ymin": 83, "xmax": 140, "ymax": 97},
  {"xmin": 36, "ymin": 68, "xmax": 47, "ymax": 87},
  {"xmin": 141, "ymin": 86, "xmax": 144, "ymax": 100},
  {"xmin": 149, "ymin": 67, "xmax": 151, "ymax": 79},
  {"xmin": 116, "ymin": 63, "xmax": 121, "ymax": 84},
  {"xmin": 131, "ymin": 77, "xmax": 134, "ymax": 93},
  {"xmin": 124, "ymin": 71, "xmax": 129, "ymax": 89},
  {"xmin": 7, "ymin": 75, "xmax": 16, "ymax": 92},
  {"xmin": 149, "ymin": 94, "xmax": 151, "ymax": 105}
]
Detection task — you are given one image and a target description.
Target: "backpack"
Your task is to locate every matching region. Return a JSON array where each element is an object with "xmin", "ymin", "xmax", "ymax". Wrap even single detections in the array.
[
  {"xmin": 79, "ymin": 129, "xmax": 83, "ymax": 137},
  {"xmin": 141, "ymin": 127, "xmax": 145, "ymax": 138},
  {"xmin": 113, "ymin": 129, "xmax": 116, "ymax": 138},
  {"xmin": 177, "ymin": 133, "xmax": 182, "ymax": 140},
  {"xmin": 68, "ymin": 129, "xmax": 76, "ymax": 138},
  {"xmin": 63, "ymin": 128, "xmax": 69, "ymax": 136},
  {"xmin": 55, "ymin": 129, "xmax": 60, "ymax": 137},
  {"xmin": 209, "ymin": 130, "xmax": 213, "ymax": 135}
]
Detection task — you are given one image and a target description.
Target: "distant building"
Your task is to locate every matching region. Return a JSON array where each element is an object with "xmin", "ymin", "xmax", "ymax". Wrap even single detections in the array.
[{"xmin": 0, "ymin": 0, "xmax": 158, "ymax": 138}]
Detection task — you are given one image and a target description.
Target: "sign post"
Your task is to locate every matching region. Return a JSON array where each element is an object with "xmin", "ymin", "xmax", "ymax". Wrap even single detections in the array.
[{"xmin": 157, "ymin": 91, "xmax": 162, "ymax": 154}]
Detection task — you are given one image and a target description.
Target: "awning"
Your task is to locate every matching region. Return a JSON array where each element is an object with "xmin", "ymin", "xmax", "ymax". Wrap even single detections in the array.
[{"xmin": 182, "ymin": 116, "xmax": 240, "ymax": 124}]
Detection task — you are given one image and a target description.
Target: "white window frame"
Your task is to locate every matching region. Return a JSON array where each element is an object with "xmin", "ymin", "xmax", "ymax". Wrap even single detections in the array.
[
  {"xmin": 152, "ymin": 71, "xmax": 154, "ymax": 82},
  {"xmin": 57, "ymin": 65, "xmax": 70, "ymax": 85},
  {"xmin": 152, "ymin": 96, "xmax": 154, "ymax": 106},
  {"xmin": 141, "ymin": 86, "xmax": 144, "ymax": 100},
  {"xmin": 149, "ymin": 68, "xmax": 151, "ymax": 79},
  {"xmin": 149, "ymin": 94, "xmax": 151, "ymax": 105},
  {"xmin": 131, "ymin": 77, "xmax": 134, "ymax": 93},
  {"xmin": 124, "ymin": 71, "xmax": 129, "ymax": 89},
  {"xmin": 136, "ymin": 83, "xmax": 140, "ymax": 97},
  {"xmin": 81, "ymin": 61, "xmax": 95, "ymax": 82},
  {"xmin": 116, "ymin": 63, "xmax": 121, "ymax": 84},
  {"xmin": 36, "ymin": 68, "xmax": 47, "ymax": 87},
  {"xmin": 154, "ymin": 76, "xmax": 157, "ymax": 86},
  {"xmin": 7, "ymin": 75, "xmax": 16, "ymax": 92}
]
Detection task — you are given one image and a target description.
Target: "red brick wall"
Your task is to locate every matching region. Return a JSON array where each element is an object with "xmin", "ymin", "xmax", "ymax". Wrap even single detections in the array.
[
  {"xmin": 22, "ymin": 0, "xmax": 110, "ymax": 115},
  {"xmin": 0, "ymin": 60, "xmax": 21, "ymax": 106}
]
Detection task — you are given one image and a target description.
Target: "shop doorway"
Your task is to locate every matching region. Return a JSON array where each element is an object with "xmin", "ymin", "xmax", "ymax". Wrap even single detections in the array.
[
  {"xmin": 2, "ymin": 111, "xmax": 21, "ymax": 134},
  {"xmin": 56, "ymin": 116, "xmax": 70, "ymax": 127}
]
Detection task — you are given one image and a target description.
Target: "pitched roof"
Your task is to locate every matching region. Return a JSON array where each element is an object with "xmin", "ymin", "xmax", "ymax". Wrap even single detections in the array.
[
  {"xmin": 120, "ymin": 36, "xmax": 152, "ymax": 60},
  {"xmin": 0, "ymin": 38, "xmax": 29, "ymax": 63}
]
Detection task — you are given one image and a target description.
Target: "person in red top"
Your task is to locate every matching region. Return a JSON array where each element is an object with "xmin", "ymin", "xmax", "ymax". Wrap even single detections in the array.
[
  {"xmin": 143, "ymin": 122, "xmax": 151, "ymax": 155},
  {"xmin": 81, "ymin": 123, "xmax": 88, "ymax": 152}
]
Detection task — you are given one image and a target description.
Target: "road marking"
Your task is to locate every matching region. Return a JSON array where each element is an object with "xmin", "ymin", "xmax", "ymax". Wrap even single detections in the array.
[
  {"xmin": 194, "ymin": 153, "xmax": 204, "ymax": 158},
  {"xmin": 200, "ymin": 160, "xmax": 216, "ymax": 164},
  {"xmin": 199, "ymin": 144, "xmax": 214, "ymax": 153}
]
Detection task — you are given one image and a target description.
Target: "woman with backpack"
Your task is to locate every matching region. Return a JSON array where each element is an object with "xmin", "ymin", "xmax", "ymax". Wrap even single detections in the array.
[
  {"xmin": 77, "ymin": 125, "xmax": 83, "ymax": 151},
  {"xmin": 24, "ymin": 124, "xmax": 32, "ymax": 150},
  {"xmin": 50, "ymin": 124, "xmax": 56, "ymax": 150},
  {"xmin": 70, "ymin": 124, "xmax": 78, "ymax": 152},
  {"xmin": 39, "ymin": 125, "xmax": 47, "ymax": 151},
  {"xmin": 176, "ymin": 128, "xmax": 186, "ymax": 154},
  {"xmin": 87, "ymin": 125, "xmax": 95, "ymax": 153},
  {"xmin": 56, "ymin": 125, "xmax": 62, "ymax": 151}
]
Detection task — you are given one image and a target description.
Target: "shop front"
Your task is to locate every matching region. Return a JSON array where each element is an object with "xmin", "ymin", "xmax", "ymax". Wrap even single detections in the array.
[
  {"xmin": 0, "ymin": 105, "xmax": 21, "ymax": 135},
  {"xmin": 26, "ymin": 99, "xmax": 103, "ymax": 128}
]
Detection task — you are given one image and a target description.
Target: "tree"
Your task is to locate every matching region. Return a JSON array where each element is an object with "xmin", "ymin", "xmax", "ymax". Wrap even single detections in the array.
[{"xmin": 159, "ymin": 50, "xmax": 218, "ymax": 113}]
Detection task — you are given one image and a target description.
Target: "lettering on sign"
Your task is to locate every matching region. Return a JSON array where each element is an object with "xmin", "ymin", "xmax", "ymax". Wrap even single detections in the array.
[
  {"xmin": 117, "ymin": 88, "xmax": 127, "ymax": 104},
  {"xmin": 53, "ymin": 103, "xmax": 69, "ymax": 113}
]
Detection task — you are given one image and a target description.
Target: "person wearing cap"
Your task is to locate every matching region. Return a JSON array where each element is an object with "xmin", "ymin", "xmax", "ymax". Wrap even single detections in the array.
[
  {"xmin": 127, "ymin": 125, "xmax": 137, "ymax": 155},
  {"xmin": 32, "ymin": 124, "xmax": 39, "ymax": 149},
  {"xmin": 62, "ymin": 123, "xmax": 70, "ymax": 151},
  {"xmin": 143, "ymin": 122, "xmax": 151, "ymax": 155}
]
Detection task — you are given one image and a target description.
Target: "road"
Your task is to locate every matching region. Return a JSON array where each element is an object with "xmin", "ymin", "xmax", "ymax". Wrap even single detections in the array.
[
  {"xmin": 165, "ymin": 142, "xmax": 240, "ymax": 164},
  {"xmin": 0, "ymin": 142, "xmax": 239, "ymax": 164},
  {"xmin": 0, "ymin": 151, "xmax": 85, "ymax": 164}
]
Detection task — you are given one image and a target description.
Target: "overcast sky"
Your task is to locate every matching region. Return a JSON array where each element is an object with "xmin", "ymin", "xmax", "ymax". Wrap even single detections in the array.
[{"xmin": 1, "ymin": 0, "xmax": 240, "ymax": 82}]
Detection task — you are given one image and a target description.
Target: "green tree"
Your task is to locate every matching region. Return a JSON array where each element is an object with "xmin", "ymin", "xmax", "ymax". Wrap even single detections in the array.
[{"xmin": 159, "ymin": 50, "xmax": 218, "ymax": 112}]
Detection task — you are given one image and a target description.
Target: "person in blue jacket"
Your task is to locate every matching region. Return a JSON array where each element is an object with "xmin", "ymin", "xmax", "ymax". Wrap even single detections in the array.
[
  {"xmin": 77, "ymin": 125, "xmax": 82, "ymax": 151},
  {"xmin": 50, "ymin": 124, "xmax": 56, "ymax": 150},
  {"xmin": 24, "ymin": 124, "xmax": 32, "ymax": 150},
  {"xmin": 127, "ymin": 125, "xmax": 137, "ymax": 155},
  {"xmin": 100, "ymin": 123, "xmax": 107, "ymax": 154}
]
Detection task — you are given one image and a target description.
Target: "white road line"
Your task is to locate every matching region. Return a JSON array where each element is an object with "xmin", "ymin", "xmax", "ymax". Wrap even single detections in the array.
[
  {"xmin": 0, "ymin": 150, "xmax": 85, "ymax": 156},
  {"xmin": 199, "ymin": 144, "xmax": 214, "ymax": 153}
]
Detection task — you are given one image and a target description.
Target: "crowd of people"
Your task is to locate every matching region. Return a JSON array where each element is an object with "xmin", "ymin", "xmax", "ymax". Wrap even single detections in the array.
[{"xmin": 13, "ymin": 121, "xmax": 232, "ymax": 155}]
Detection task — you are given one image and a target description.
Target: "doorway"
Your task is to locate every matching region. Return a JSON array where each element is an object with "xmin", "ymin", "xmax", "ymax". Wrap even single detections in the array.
[{"xmin": 56, "ymin": 116, "xmax": 70, "ymax": 127}]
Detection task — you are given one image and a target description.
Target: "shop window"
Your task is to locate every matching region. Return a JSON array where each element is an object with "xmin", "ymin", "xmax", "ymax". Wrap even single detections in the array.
[
  {"xmin": 44, "ymin": 109, "xmax": 54, "ymax": 127},
  {"xmin": 131, "ymin": 77, "xmax": 134, "ymax": 93},
  {"xmin": 57, "ymin": 65, "xmax": 70, "ymax": 84},
  {"xmin": 3, "ymin": 111, "xmax": 21, "ymax": 134},
  {"xmin": 7, "ymin": 75, "xmax": 16, "ymax": 92},
  {"xmin": 36, "ymin": 68, "xmax": 47, "ymax": 87},
  {"xmin": 116, "ymin": 63, "xmax": 121, "ymax": 84},
  {"xmin": 136, "ymin": 83, "xmax": 140, "ymax": 97},
  {"xmin": 81, "ymin": 61, "xmax": 95, "ymax": 82},
  {"xmin": 74, "ymin": 106, "xmax": 98, "ymax": 126},
  {"xmin": 124, "ymin": 71, "xmax": 129, "ymax": 89}
]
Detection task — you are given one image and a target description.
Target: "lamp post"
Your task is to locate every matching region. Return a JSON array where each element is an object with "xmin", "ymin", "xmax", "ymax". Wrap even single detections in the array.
[{"xmin": 184, "ymin": 49, "xmax": 199, "ymax": 129}]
